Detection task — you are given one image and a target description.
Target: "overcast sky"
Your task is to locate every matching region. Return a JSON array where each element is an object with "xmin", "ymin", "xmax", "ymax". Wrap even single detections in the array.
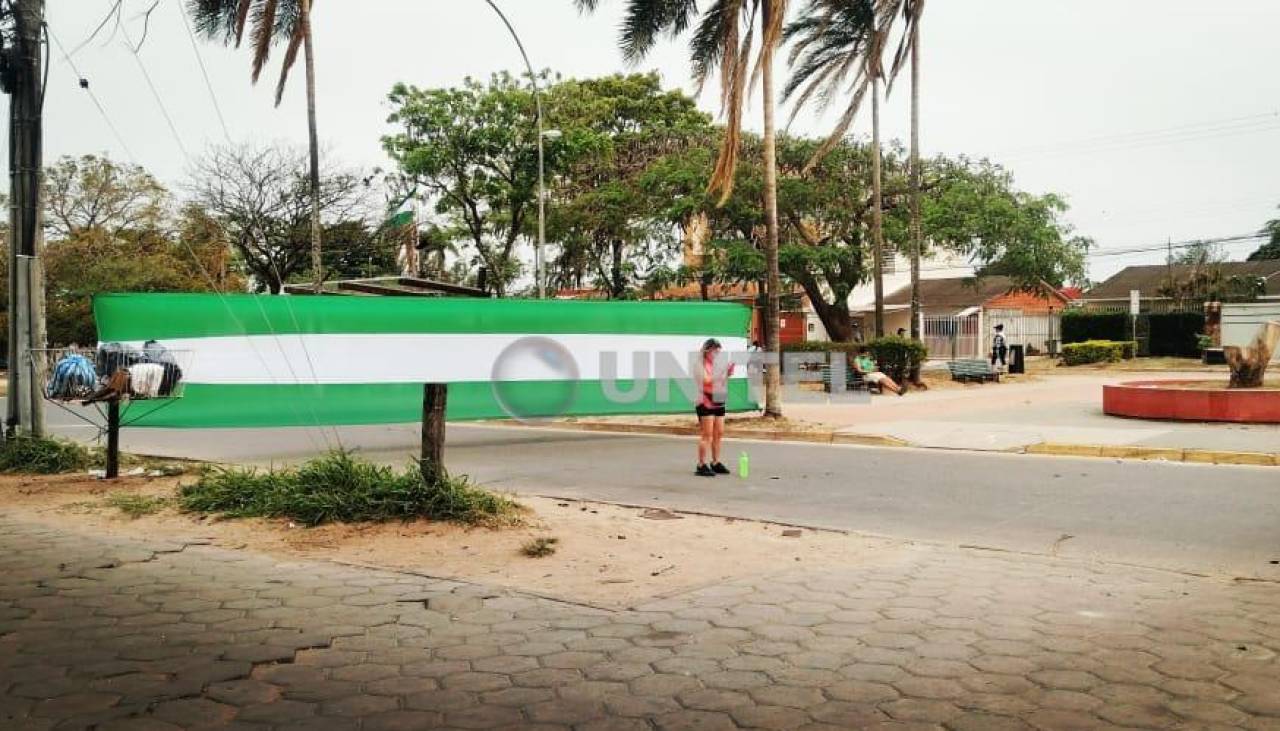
[{"xmin": 17, "ymin": 0, "xmax": 1280, "ymax": 283}]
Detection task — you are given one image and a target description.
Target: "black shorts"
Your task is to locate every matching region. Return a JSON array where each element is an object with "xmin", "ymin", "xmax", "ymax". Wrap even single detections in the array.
[{"xmin": 696, "ymin": 404, "xmax": 726, "ymax": 418}]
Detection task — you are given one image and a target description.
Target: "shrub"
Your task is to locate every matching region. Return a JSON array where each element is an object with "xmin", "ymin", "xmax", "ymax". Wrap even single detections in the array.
[
  {"xmin": 0, "ymin": 435, "xmax": 94, "ymax": 474},
  {"xmin": 1061, "ymin": 340, "xmax": 1137, "ymax": 365},
  {"xmin": 179, "ymin": 450, "xmax": 519, "ymax": 527},
  {"xmin": 1062, "ymin": 311, "xmax": 1129, "ymax": 343},
  {"xmin": 866, "ymin": 336, "xmax": 929, "ymax": 383},
  {"xmin": 521, "ymin": 537, "xmax": 559, "ymax": 558},
  {"xmin": 1147, "ymin": 312, "xmax": 1204, "ymax": 357}
]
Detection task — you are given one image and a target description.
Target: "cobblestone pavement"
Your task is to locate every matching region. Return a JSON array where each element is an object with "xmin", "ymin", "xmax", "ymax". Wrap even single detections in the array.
[{"xmin": 2, "ymin": 516, "xmax": 1279, "ymax": 730}]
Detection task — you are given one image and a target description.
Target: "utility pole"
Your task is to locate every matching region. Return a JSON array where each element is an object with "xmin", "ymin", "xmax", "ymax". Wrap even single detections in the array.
[{"xmin": 3, "ymin": 0, "xmax": 47, "ymax": 438}]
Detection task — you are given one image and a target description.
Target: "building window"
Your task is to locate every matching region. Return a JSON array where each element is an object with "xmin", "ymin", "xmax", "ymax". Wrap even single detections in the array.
[{"xmin": 808, "ymin": 322, "xmax": 815, "ymax": 332}]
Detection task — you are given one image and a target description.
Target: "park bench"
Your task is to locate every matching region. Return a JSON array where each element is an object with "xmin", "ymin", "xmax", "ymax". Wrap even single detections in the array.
[
  {"xmin": 820, "ymin": 364, "xmax": 883, "ymax": 394},
  {"xmin": 947, "ymin": 359, "xmax": 1001, "ymax": 383}
]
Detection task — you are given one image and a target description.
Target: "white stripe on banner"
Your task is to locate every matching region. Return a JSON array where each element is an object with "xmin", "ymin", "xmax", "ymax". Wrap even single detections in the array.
[{"xmin": 125, "ymin": 334, "xmax": 750, "ymax": 386}]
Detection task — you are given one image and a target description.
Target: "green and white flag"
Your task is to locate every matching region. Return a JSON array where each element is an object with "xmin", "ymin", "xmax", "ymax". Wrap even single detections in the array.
[
  {"xmin": 385, "ymin": 208, "xmax": 414, "ymax": 228},
  {"xmin": 93, "ymin": 294, "xmax": 755, "ymax": 428}
]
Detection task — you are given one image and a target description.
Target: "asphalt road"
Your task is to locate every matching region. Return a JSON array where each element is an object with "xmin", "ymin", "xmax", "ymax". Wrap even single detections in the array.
[{"xmin": 25, "ymin": 400, "xmax": 1280, "ymax": 581}]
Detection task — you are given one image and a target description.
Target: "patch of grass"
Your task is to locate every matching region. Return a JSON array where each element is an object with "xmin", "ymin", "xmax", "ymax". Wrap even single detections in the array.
[
  {"xmin": 179, "ymin": 450, "xmax": 519, "ymax": 527},
  {"xmin": 0, "ymin": 434, "xmax": 94, "ymax": 474},
  {"xmin": 104, "ymin": 493, "xmax": 169, "ymax": 519},
  {"xmin": 521, "ymin": 537, "xmax": 559, "ymax": 558}
]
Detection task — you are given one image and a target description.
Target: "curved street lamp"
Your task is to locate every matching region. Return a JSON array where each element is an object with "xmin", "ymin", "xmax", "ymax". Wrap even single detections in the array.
[{"xmin": 482, "ymin": 0, "xmax": 555, "ymax": 298}]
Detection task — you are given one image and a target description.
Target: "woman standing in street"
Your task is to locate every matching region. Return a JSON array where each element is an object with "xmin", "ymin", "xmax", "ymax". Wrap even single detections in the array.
[{"xmin": 695, "ymin": 339, "xmax": 733, "ymax": 477}]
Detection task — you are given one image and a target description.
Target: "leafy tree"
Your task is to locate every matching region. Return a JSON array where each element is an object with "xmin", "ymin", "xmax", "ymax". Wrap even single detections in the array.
[
  {"xmin": 785, "ymin": 0, "xmax": 891, "ymax": 336},
  {"xmin": 679, "ymin": 135, "xmax": 1089, "ymax": 341},
  {"xmin": 544, "ymin": 73, "xmax": 713, "ymax": 297},
  {"xmin": 187, "ymin": 143, "xmax": 367, "ymax": 293},
  {"xmin": 575, "ymin": 0, "xmax": 790, "ymax": 418},
  {"xmin": 1160, "ymin": 241, "xmax": 1263, "ymax": 305},
  {"xmin": 1247, "ymin": 211, "xmax": 1280, "ymax": 261},
  {"xmin": 313, "ymin": 220, "xmax": 399, "ymax": 281},
  {"xmin": 189, "ymin": 0, "xmax": 326, "ymax": 291},
  {"xmin": 44, "ymin": 210, "xmax": 238, "ymax": 346},
  {"xmin": 44, "ymin": 155, "xmax": 169, "ymax": 239},
  {"xmin": 383, "ymin": 72, "xmax": 547, "ymax": 296}
]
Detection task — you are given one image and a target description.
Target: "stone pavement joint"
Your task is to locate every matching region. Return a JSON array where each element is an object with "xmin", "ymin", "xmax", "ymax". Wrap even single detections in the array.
[{"xmin": 2, "ymin": 515, "xmax": 1279, "ymax": 730}]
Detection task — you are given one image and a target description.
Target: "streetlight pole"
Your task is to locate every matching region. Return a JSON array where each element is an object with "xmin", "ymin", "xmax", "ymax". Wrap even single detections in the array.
[{"xmin": 483, "ymin": 0, "xmax": 550, "ymax": 298}]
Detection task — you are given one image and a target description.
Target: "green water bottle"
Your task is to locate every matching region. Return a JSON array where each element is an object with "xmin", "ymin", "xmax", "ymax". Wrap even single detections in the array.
[{"xmin": 738, "ymin": 451, "xmax": 750, "ymax": 478}]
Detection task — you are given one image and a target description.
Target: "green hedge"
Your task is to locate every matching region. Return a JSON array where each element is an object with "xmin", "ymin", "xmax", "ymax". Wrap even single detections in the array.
[
  {"xmin": 1062, "ymin": 311, "xmax": 1129, "ymax": 343},
  {"xmin": 1061, "ymin": 340, "xmax": 1137, "ymax": 365},
  {"xmin": 1062, "ymin": 310, "xmax": 1204, "ymax": 357},
  {"xmin": 783, "ymin": 338, "xmax": 929, "ymax": 382},
  {"xmin": 867, "ymin": 336, "xmax": 929, "ymax": 383},
  {"xmin": 1147, "ymin": 312, "xmax": 1204, "ymax": 357}
]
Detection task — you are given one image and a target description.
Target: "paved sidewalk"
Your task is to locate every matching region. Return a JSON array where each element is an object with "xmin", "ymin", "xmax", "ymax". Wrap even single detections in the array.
[
  {"xmin": 786, "ymin": 372, "xmax": 1280, "ymax": 454},
  {"xmin": 4, "ymin": 516, "xmax": 1280, "ymax": 730}
]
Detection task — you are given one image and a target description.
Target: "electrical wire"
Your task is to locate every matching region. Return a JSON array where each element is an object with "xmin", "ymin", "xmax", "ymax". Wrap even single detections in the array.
[
  {"xmin": 46, "ymin": 27, "xmax": 138, "ymax": 161},
  {"xmin": 108, "ymin": 12, "xmax": 342, "ymax": 448},
  {"xmin": 118, "ymin": 21, "xmax": 189, "ymax": 158},
  {"xmin": 174, "ymin": 0, "xmax": 232, "ymax": 144}
]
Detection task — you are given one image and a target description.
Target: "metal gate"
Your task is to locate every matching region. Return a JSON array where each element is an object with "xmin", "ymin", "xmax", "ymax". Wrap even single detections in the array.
[
  {"xmin": 985, "ymin": 311, "xmax": 1062, "ymax": 356},
  {"xmin": 923, "ymin": 314, "xmax": 980, "ymax": 360}
]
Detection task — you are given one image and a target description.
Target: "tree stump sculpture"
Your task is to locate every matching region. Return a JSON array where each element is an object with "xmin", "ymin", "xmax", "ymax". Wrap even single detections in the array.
[{"xmin": 1224, "ymin": 320, "xmax": 1280, "ymax": 389}]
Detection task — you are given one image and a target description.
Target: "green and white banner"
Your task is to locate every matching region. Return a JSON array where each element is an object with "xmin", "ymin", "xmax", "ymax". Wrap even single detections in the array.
[{"xmin": 93, "ymin": 294, "xmax": 755, "ymax": 428}]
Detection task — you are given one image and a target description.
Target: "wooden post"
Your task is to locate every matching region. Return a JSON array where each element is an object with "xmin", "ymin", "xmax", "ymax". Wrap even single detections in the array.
[
  {"xmin": 420, "ymin": 384, "xmax": 447, "ymax": 483},
  {"xmin": 105, "ymin": 399, "xmax": 121, "ymax": 479}
]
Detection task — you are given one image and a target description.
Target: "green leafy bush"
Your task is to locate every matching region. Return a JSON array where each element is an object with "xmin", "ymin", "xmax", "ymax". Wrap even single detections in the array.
[
  {"xmin": 179, "ymin": 451, "xmax": 519, "ymax": 527},
  {"xmin": 0, "ymin": 435, "xmax": 94, "ymax": 474},
  {"xmin": 866, "ymin": 336, "xmax": 929, "ymax": 383},
  {"xmin": 1062, "ymin": 311, "xmax": 1129, "ymax": 343},
  {"xmin": 1061, "ymin": 340, "xmax": 1137, "ymax": 365},
  {"xmin": 1147, "ymin": 312, "xmax": 1205, "ymax": 357}
]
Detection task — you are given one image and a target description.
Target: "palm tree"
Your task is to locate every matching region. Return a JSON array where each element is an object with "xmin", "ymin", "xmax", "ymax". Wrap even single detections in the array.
[
  {"xmin": 887, "ymin": 1, "xmax": 925, "ymax": 339},
  {"xmin": 188, "ymin": 0, "xmax": 324, "ymax": 293},
  {"xmin": 575, "ymin": 0, "xmax": 789, "ymax": 418},
  {"xmin": 785, "ymin": 0, "xmax": 892, "ymax": 336}
]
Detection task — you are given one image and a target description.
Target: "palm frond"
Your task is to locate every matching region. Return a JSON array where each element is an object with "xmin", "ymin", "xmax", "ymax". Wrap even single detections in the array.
[
  {"xmin": 273, "ymin": 19, "xmax": 305, "ymax": 105},
  {"xmin": 621, "ymin": 0, "xmax": 700, "ymax": 65},
  {"xmin": 250, "ymin": 0, "xmax": 279, "ymax": 82}
]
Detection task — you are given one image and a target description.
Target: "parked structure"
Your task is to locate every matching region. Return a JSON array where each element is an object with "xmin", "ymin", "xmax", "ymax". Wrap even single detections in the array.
[
  {"xmin": 851, "ymin": 275, "xmax": 1069, "ymax": 358},
  {"xmin": 1078, "ymin": 262, "xmax": 1280, "ymax": 312}
]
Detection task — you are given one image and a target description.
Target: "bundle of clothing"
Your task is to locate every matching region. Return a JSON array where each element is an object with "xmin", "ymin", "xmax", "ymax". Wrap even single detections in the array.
[{"xmin": 46, "ymin": 341, "xmax": 184, "ymax": 403}]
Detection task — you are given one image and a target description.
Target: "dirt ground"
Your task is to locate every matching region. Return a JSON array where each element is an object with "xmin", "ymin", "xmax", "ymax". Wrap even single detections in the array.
[{"xmin": 0, "ymin": 471, "xmax": 896, "ymax": 609}]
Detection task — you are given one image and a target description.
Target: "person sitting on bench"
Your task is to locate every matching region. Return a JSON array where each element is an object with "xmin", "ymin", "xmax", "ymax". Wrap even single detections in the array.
[{"xmin": 853, "ymin": 349, "xmax": 905, "ymax": 396}]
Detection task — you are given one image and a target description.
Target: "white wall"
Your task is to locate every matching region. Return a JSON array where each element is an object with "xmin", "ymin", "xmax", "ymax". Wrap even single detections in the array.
[{"xmin": 1222, "ymin": 303, "xmax": 1280, "ymax": 363}]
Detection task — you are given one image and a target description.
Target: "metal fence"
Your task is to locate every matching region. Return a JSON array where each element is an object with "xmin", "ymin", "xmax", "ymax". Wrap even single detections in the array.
[
  {"xmin": 924, "ymin": 311, "xmax": 1063, "ymax": 361},
  {"xmin": 985, "ymin": 310, "xmax": 1062, "ymax": 356},
  {"xmin": 923, "ymin": 315, "xmax": 981, "ymax": 360}
]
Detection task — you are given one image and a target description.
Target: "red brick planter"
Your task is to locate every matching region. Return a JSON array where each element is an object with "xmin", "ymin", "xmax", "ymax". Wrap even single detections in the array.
[{"xmin": 1103, "ymin": 380, "xmax": 1280, "ymax": 424}]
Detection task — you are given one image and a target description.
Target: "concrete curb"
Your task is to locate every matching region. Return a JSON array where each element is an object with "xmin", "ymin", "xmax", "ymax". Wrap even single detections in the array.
[
  {"xmin": 501, "ymin": 421, "xmax": 1275, "ymax": 467},
  {"xmin": 519, "ymin": 420, "xmax": 909, "ymax": 448},
  {"xmin": 1025, "ymin": 443, "xmax": 1279, "ymax": 467}
]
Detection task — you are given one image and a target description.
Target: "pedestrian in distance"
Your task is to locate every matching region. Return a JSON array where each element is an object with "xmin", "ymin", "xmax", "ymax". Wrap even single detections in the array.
[
  {"xmin": 991, "ymin": 323, "xmax": 1007, "ymax": 369},
  {"xmin": 695, "ymin": 338, "xmax": 734, "ymax": 477}
]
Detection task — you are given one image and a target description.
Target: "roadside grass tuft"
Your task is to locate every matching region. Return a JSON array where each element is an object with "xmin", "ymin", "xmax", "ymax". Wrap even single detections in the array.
[
  {"xmin": 521, "ymin": 536, "xmax": 559, "ymax": 558},
  {"xmin": 0, "ymin": 435, "xmax": 94, "ymax": 474},
  {"xmin": 179, "ymin": 450, "xmax": 519, "ymax": 527},
  {"xmin": 104, "ymin": 493, "xmax": 169, "ymax": 519}
]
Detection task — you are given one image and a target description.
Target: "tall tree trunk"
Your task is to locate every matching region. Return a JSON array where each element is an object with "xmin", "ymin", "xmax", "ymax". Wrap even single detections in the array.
[
  {"xmin": 299, "ymin": 0, "xmax": 324, "ymax": 294},
  {"xmin": 871, "ymin": 74, "xmax": 885, "ymax": 338},
  {"xmin": 908, "ymin": 21, "xmax": 922, "ymax": 341},
  {"xmin": 610, "ymin": 239, "xmax": 624, "ymax": 299},
  {"xmin": 760, "ymin": 3, "xmax": 783, "ymax": 419}
]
